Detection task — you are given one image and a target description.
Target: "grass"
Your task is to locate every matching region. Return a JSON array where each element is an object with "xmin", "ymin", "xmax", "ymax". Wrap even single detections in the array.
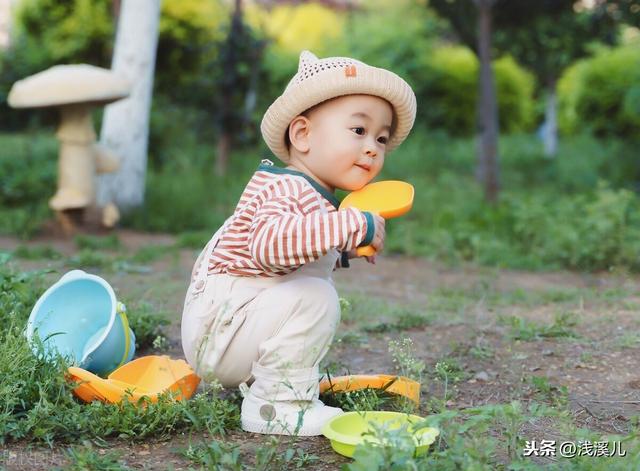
[
  {"xmin": 179, "ymin": 436, "xmax": 319, "ymax": 470},
  {"xmin": 125, "ymin": 301, "xmax": 171, "ymax": 351},
  {"xmin": 64, "ymin": 442, "xmax": 130, "ymax": 471},
  {"xmin": 12, "ymin": 244, "xmax": 63, "ymax": 260},
  {"xmin": 74, "ymin": 234, "xmax": 122, "ymax": 251},
  {"xmin": 2, "ymin": 259, "xmax": 640, "ymax": 468},
  {"xmin": 0, "ymin": 262, "xmax": 239, "ymax": 447},
  {"xmin": 8, "ymin": 237, "xmax": 186, "ymax": 277}
]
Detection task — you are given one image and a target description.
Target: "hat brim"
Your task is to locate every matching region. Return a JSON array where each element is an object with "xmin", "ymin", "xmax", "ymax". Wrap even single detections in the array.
[{"xmin": 261, "ymin": 65, "xmax": 416, "ymax": 164}]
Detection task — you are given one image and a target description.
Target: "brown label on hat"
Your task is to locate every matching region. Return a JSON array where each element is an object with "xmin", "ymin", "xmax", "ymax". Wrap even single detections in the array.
[{"xmin": 344, "ymin": 65, "xmax": 357, "ymax": 77}]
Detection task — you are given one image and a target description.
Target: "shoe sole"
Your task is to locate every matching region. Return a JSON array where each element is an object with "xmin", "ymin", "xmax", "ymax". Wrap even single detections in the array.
[{"xmin": 241, "ymin": 416, "xmax": 323, "ymax": 436}]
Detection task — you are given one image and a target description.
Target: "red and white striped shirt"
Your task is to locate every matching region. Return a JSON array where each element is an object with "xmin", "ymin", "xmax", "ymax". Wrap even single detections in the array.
[{"xmin": 208, "ymin": 161, "xmax": 374, "ymax": 277}]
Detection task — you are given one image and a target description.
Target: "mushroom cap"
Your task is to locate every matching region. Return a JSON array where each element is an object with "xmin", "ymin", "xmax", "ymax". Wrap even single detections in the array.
[{"xmin": 8, "ymin": 64, "xmax": 131, "ymax": 109}]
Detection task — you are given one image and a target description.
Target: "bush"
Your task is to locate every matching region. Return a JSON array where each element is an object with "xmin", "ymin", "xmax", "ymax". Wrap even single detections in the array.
[
  {"xmin": 558, "ymin": 42, "xmax": 640, "ymax": 138},
  {"xmin": 494, "ymin": 55, "xmax": 536, "ymax": 133},
  {"xmin": 0, "ymin": 132, "xmax": 57, "ymax": 238},
  {"xmin": 419, "ymin": 46, "xmax": 478, "ymax": 135},
  {"xmin": 0, "ymin": 133, "xmax": 57, "ymax": 206},
  {"xmin": 419, "ymin": 46, "xmax": 536, "ymax": 135}
]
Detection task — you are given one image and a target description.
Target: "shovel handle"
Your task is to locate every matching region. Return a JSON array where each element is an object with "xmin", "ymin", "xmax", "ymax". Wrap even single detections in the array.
[{"xmin": 356, "ymin": 245, "xmax": 376, "ymax": 257}]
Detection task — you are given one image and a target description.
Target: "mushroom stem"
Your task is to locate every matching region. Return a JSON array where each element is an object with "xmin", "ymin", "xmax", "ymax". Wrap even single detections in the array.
[
  {"xmin": 49, "ymin": 104, "xmax": 98, "ymax": 210},
  {"xmin": 56, "ymin": 104, "xmax": 96, "ymax": 143}
]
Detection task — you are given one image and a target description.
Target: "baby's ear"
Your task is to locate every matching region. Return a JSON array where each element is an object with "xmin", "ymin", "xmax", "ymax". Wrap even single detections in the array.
[{"xmin": 288, "ymin": 115, "xmax": 311, "ymax": 153}]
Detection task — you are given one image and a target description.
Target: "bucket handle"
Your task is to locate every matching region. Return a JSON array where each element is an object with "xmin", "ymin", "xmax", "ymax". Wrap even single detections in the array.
[{"xmin": 115, "ymin": 302, "xmax": 132, "ymax": 369}]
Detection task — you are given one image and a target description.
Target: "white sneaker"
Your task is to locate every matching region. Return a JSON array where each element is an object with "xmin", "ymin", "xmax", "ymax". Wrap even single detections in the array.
[{"xmin": 240, "ymin": 390, "xmax": 343, "ymax": 436}]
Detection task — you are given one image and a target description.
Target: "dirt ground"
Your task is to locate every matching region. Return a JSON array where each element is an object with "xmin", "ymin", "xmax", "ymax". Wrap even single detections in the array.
[{"xmin": 1, "ymin": 229, "xmax": 639, "ymax": 470}]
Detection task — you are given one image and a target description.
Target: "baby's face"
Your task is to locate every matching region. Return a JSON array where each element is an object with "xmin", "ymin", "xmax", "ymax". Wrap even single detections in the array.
[{"xmin": 289, "ymin": 94, "xmax": 393, "ymax": 192}]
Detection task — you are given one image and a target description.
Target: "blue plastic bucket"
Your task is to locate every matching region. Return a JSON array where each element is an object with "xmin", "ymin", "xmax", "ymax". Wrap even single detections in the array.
[{"xmin": 26, "ymin": 270, "xmax": 136, "ymax": 376}]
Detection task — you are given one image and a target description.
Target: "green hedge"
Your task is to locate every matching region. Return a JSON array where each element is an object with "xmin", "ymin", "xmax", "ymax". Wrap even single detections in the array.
[
  {"xmin": 419, "ymin": 46, "xmax": 537, "ymax": 135},
  {"xmin": 558, "ymin": 42, "xmax": 640, "ymax": 137}
]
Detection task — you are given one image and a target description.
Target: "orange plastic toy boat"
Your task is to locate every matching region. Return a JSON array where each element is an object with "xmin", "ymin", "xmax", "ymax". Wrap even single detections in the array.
[
  {"xmin": 319, "ymin": 374, "xmax": 421, "ymax": 405},
  {"xmin": 67, "ymin": 355, "xmax": 200, "ymax": 404},
  {"xmin": 339, "ymin": 181, "xmax": 414, "ymax": 256}
]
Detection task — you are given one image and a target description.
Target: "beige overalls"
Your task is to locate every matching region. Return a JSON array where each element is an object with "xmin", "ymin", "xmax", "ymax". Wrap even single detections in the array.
[{"xmin": 181, "ymin": 222, "xmax": 341, "ymax": 388}]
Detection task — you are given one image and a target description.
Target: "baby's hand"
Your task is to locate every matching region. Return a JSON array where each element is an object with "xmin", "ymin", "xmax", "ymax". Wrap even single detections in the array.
[
  {"xmin": 346, "ymin": 214, "xmax": 385, "ymax": 264},
  {"xmin": 347, "ymin": 249, "xmax": 377, "ymax": 264}
]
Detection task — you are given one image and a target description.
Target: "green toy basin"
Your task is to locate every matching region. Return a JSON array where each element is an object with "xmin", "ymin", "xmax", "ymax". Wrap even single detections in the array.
[{"xmin": 322, "ymin": 411, "xmax": 440, "ymax": 458}]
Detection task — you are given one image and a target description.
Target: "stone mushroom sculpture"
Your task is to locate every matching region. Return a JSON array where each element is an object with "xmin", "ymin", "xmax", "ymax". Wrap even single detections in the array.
[{"xmin": 8, "ymin": 64, "xmax": 131, "ymax": 231}]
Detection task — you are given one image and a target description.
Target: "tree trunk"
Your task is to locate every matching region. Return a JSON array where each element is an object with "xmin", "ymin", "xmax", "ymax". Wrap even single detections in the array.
[
  {"xmin": 216, "ymin": 0, "xmax": 243, "ymax": 176},
  {"xmin": 97, "ymin": 0, "xmax": 161, "ymax": 211},
  {"xmin": 542, "ymin": 78, "xmax": 558, "ymax": 158},
  {"xmin": 0, "ymin": 0, "xmax": 14, "ymax": 49},
  {"xmin": 242, "ymin": 40, "xmax": 266, "ymax": 141},
  {"xmin": 474, "ymin": 0, "xmax": 500, "ymax": 203},
  {"xmin": 215, "ymin": 133, "xmax": 231, "ymax": 177}
]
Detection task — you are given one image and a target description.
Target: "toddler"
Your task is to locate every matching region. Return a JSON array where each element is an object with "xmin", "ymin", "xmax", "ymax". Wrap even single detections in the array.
[{"xmin": 181, "ymin": 50, "xmax": 416, "ymax": 436}]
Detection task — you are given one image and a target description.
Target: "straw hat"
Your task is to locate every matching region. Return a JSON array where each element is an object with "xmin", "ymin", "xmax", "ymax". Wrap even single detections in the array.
[{"xmin": 261, "ymin": 50, "xmax": 417, "ymax": 164}]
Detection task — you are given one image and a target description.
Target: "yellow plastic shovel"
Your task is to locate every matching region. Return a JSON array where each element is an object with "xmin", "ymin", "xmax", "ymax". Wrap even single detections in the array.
[
  {"xmin": 67, "ymin": 355, "xmax": 200, "ymax": 404},
  {"xmin": 339, "ymin": 181, "xmax": 414, "ymax": 256}
]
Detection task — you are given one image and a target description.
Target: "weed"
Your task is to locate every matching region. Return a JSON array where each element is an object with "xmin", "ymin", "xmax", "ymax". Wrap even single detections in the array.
[
  {"xmin": 175, "ymin": 231, "xmax": 211, "ymax": 249},
  {"xmin": 339, "ymin": 297, "xmax": 352, "ymax": 316},
  {"xmin": 498, "ymin": 312, "xmax": 579, "ymax": 341},
  {"xmin": 129, "ymin": 244, "xmax": 175, "ymax": 264},
  {"xmin": 182, "ymin": 435, "xmax": 319, "ymax": 470},
  {"xmin": 13, "ymin": 245, "xmax": 63, "ymax": 260},
  {"xmin": 320, "ymin": 359, "xmax": 350, "ymax": 377},
  {"xmin": 363, "ymin": 322, "xmax": 395, "ymax": 333},
  {"xmin": 74, "ymin": 234, "xmax": 122, "ymax": 251},
  {"xmin": 425, "ymin": 355, "xmax": 466, "ymax": 413},
  {"xmin": 321, "ymin": 386, "xmax": 395, "ymax": 413},
  {"xmin": 579, "ymin": 351, "xmax": 593, "ymax": 363},
  {"xmin": 394, "ymin": 311, "xmax": 432, "ymax": 330},
  {"xmin": 334, "ymin": 331, "xmax": 367, "ymax": 347},
  {"xmin": 152, "ymin": 335, "xmax": 169, "ymax": 351},
  {"xmin": 364, "ymin": 310, "xmax": 432, "ymax": 333},
  {"xmin": 65, "ymin": 250, "xmax": 113, "ymax": 270},
  {"xmin": 180, "ymin": 439, "xmax": 242, "ymax": 470},
  {"xmin": 124, "ymin": 301, "xmax": 171, "ymax": 351},
  {"xmin": 253, "ymin": 436, "xmax": 319, "ymax": 470},
  {"xmin": 527, "ymin": 375, "xmax": 568, "ymax": 408},
  {"xmin": 388, "ymin": 337, "xmax": 426, "ymax": 382},
  {"xmin": 469, "ymin": 344, "xmax": 495, "ymax": 360},
  {"xmin": 434, "ymin": 358, "xmax": 466, "ymax": 383},
  {"xmin": 64, "ymin": 441, "xmax": 130, "ymax": 471},
  {"xmin": 346, "ymin": 420, "xmax": 422, "ymax": 470},
  {"xmin": 614, "ymin": 332, "xmax": 640, "ymax": 349}
]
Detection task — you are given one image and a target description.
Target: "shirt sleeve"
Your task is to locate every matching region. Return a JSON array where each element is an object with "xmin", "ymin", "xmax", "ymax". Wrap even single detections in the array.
[{"xmin": 248, "ymin": 193, "xmax": 374, "ymax": 271}]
